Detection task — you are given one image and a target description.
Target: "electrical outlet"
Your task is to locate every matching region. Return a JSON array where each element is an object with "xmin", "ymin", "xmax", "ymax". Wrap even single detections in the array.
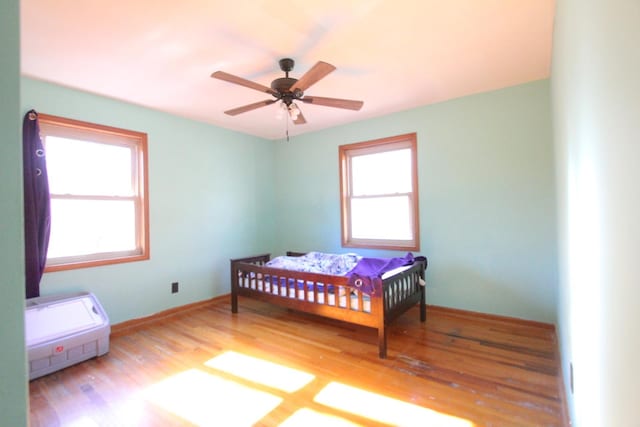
[
  {"xmin": 570, "ymin": 362, "xmax": 574, "ymax": 393},
  {"xmin": 171, "ymin": 282, "xmax": 179, "ymax": 294}
]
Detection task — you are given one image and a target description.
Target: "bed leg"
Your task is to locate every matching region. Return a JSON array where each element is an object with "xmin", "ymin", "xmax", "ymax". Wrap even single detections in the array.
[
  {"xmin": 378, "ymin": 327, "xmax": 387, "ymax": 359},
  {"xmin": 420, "ymin": 286, "xmax": 426, "ymax": 322},
  {"xmin": 230, "ymin": 262, "xmax": 239, "ymax": 313},
  {"xmin": 231, "ymin": 291, "xmax": 238, "ymax": 314}
]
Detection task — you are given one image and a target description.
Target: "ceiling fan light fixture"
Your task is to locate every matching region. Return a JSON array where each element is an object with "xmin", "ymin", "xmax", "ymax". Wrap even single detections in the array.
[{"xmin": 288, "ymin": 102, "xmax": 300, "ymax": 120}]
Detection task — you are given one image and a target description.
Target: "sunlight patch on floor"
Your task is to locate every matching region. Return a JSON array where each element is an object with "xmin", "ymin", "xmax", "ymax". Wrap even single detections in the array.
[
  {"xmin": 109, "ymin": 397, "xmax": 146, "ymax": 426},
  {"xmin": 205, "ymin": 350, "xmax": 315, "ymax": 393},
  {"xmin": 143, "ymin": 352, "xmax": 474, "ymax": 426},
  {"xmin": 143, "ymin": 368, "xmax": 282, "ymax": 426},
  {"xmin": 314, "ymin": 382, "xmax": 475, "ymax": 427},
  {"xmin": 279, "ymin": 408, "xmax": 362, "ymax": 427},
  {"xmin": 66, "ymin": 417, "xmax": 100, "ymax": 427}
]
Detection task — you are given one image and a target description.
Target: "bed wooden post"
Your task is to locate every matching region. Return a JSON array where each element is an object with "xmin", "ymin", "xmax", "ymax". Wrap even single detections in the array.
[
  {"xmin": 420, "ymin": 286, "xmax": 426, "ymax": 322},
  {"xmin": 230, "ymin": 261, "xmax": 238, "ymax": 314},
  {"xmin": 419, "ymin": 259, "xmax": 427, "ymax": 322},
  {"xmin": 378, "ymin": 326, "xmax": 388, "ymax": 359},
  {"xmin": 374, "ymin": 281, "xmax": 388, "ymax": 358}
]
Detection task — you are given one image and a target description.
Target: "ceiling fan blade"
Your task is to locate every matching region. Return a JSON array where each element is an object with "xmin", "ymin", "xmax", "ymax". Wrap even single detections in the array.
[
  {"xmin": 224, "ymin": 99, "xmax": 276, "ymax": 116},
  {"xmin": 292, "ymin": 109, "xmax": 307, "ymax": 125},
  {"xmin": 212, "ymin": 71, "xmax": 278, "ymax": 96},
  {"xmin": 290, "ymin": 61, "xmax": 336, "ymax": 92},
  {"xmin": 301, "ymin": 96, "xmax": 364, "ymax": 111}
]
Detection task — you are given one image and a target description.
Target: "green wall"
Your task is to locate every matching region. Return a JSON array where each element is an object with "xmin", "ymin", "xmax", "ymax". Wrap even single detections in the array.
[
  {"xmin": 273, "ymin": 80, "xmax": 557, "ymax": 322},
  {"xmin": 0, "ymin": 0, "xmax": 29, "ymax": 424},
  {"xmin": 22, "ymin": 78, "xmax": 276, "ymax": 324},
  {"xmin": 21, "ymin": 78, "xmax": 558, "ymax": 325},
  {"xmin": 552, "ymin": 0, "xmax": 640, "ymax": 424}
]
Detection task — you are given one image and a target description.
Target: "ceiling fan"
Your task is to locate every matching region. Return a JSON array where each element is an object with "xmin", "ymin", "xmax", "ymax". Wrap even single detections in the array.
[{"xmin": 211, "ymin": 58, "xmax": 363, "ymax": 125}]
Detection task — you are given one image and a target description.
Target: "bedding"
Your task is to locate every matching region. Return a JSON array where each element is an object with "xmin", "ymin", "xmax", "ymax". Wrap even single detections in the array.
[
  {"xmin": 265, "ymin": 251, "xmax": 361, "ymax": 275},
  {"xmin": 230, "ymin": 251, "xmax": 428, "ymax": 358},
  {"xmin": 263, "ymin": 251, "xmax": 422, "ymax": 295},
  {"xmin": 346, "ymin": 252, "xmax": 418, "ymax": 295}
]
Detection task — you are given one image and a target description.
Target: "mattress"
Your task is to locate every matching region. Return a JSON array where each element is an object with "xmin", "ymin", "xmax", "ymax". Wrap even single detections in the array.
[{"xmin": 25, "ymin": 292, "xmax": 110, "ymax": 380}]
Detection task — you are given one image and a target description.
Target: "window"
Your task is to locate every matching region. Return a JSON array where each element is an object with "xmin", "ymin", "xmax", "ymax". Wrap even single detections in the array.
[
  {"xmin": 39, "ymin": 114, "xmax": 149, "ymax": 271},
  {"xmin": 339, "ymin": 133, "xmax": 419, "ymax": 251}
]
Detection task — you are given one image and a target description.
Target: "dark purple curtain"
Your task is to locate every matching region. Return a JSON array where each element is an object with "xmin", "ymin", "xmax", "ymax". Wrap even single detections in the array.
[{"xmin": 23, "ymin": 110, "xmax": 51, "ymax": 299}]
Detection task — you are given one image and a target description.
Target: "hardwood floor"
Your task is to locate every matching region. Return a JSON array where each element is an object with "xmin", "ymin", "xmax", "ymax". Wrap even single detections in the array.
[{"xmin": 29, "ymin": 297, "xmax": 568, "ymax": 426}]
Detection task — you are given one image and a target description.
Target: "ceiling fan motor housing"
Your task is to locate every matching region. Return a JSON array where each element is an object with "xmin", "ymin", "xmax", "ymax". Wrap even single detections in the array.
[{"xmin": 271, "ymin": 77, "xmax": 297, "ymax": 93}]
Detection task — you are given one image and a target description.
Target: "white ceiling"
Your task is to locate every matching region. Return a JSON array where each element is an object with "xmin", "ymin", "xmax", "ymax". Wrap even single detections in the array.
[{"xmin": 20, "ymin": 0, "xmax": 555, "ymax": 140}]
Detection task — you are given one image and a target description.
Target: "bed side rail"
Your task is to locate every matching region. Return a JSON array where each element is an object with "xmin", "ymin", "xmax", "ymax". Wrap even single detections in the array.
[{"xmin": 231, "ymin": 261, "xmax": 382, "ymax": 324}]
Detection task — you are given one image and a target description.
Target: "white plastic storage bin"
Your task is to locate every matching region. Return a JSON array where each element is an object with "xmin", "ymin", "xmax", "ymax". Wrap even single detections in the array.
[{"xmin": 25, "ymin": 292, "xmax": 110, "ymax": 380}]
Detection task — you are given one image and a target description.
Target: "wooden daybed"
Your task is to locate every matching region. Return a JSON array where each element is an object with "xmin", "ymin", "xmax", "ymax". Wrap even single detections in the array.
[{"xmin": 230, "ymin": 251, "xmax": 428, "ymax": 358}]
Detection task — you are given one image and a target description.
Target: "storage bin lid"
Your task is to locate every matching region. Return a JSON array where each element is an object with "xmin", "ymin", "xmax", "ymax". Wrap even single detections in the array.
[{"xmin": 25, "ymin": 294, "xmax": 108, "ymax": 347}]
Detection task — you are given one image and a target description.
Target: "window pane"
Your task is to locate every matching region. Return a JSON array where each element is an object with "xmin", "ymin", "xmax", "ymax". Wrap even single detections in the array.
[
  {"xmin": 351, "ymin": 149, "xmax": 411, "ymax": 196},
  {"xmin": 47, "ymin": 199, "xmax": 136, "ymax": 259},
  {"xmin": 45, "ymin": 136, "xmax": 133, "ymax": 196},
  {"xmin": 351, "ymin": 196, "xmax": 412, "ymax": 240}
]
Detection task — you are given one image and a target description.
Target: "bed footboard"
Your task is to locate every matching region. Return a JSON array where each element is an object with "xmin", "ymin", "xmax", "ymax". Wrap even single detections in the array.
[{"xmin": 378, "ymin": 257, "xmax": 427, "ymax": 357}]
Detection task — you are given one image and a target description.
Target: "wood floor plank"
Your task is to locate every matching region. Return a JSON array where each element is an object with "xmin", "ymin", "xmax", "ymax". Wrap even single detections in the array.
[{"xmin": 29, "ymin": 298, "xmax": 568, "ymax": 426}]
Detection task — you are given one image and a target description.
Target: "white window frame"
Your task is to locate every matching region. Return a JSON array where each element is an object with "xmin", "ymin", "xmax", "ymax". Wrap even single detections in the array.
[
  {"xmin": 39, "ymin": 113, "xmax": 150, "ymax": 271},
  {"xmin": 339, "ymin": 133, "xmax": 420, "ymax": 251}
]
